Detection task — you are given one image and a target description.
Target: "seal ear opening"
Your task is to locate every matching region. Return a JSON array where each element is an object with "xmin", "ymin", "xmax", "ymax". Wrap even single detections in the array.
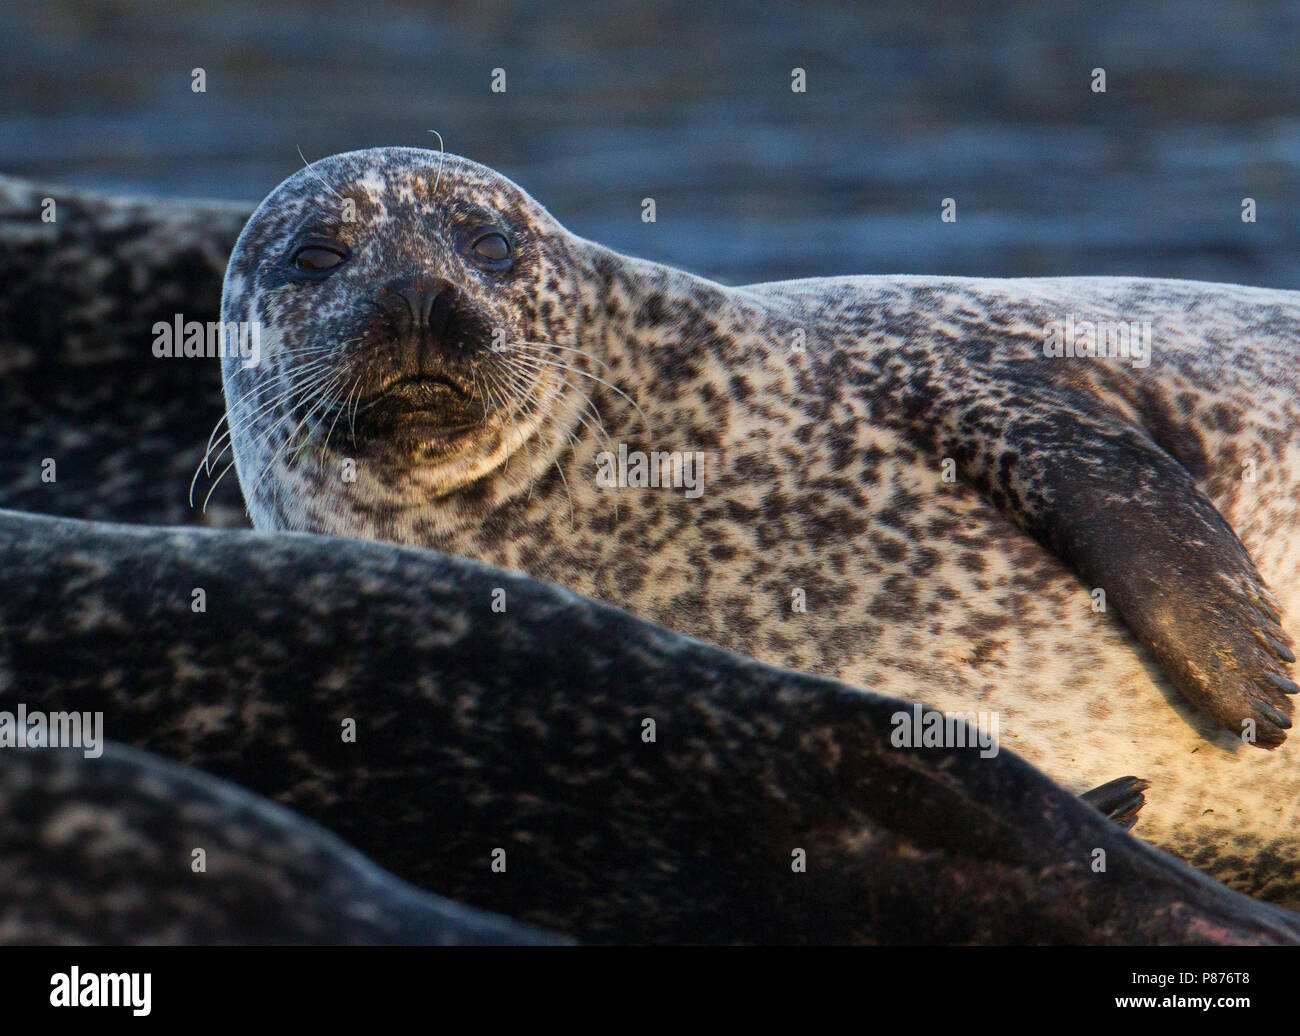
[{"xmin": 1080, "ymin": 776, "xmax": 1150, "ymax": 830}]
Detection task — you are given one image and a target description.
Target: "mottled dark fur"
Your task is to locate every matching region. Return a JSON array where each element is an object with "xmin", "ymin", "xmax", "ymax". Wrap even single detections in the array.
[
  {"xmin": 0, "ymin": 744, "xmax": 563, "ymax": 945},
  {"xmin": 0, "ymin": 175, "xmax": 250, "ymax": 527},
  {"xmin": 3, "ymin": 508, "xmax": 1297, "ymax": 945}
]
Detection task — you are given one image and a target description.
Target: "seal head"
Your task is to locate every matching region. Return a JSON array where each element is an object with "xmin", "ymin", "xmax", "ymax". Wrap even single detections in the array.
[{"xmin": 220, "ymin": 147, "xmax": 596, "ymax": 536}]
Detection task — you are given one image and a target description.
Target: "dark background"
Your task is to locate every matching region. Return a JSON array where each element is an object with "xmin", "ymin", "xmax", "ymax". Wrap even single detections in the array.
[{"xmin": 2, "ymin": 0, "xmax": 1299, "ymax": 286}]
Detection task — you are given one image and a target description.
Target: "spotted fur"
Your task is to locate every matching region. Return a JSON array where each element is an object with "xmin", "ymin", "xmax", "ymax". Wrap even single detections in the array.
[
  {"xmin": 223, "ymin": 148, "xmax": 1300, "ymax": 903},
  {"xmin": 0, "ymin": 175, "xmax": 250, "ymax": 527},
  {"xmin": 0, "ymin": 743, "xmax": 564, "ymax": 945},
  {"xmin": 5, "ymin": 508, "xmax": 1299, "ymax": 945}
]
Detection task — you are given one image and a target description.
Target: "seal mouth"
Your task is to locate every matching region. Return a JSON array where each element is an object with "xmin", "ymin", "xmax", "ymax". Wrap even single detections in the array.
[
  {"xmin": 348, "ymin": 372, "xmax": 485, "ymax": 451},
  {"xmin": 360, "ymin": 373, "xmax": 474, "ymax": 411}
]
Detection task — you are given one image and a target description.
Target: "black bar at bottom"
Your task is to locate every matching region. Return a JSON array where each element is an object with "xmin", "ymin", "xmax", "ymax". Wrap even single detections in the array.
[{"xmin": 0, "ymin": 946, "xmax": 1289, "ymax": 1022}]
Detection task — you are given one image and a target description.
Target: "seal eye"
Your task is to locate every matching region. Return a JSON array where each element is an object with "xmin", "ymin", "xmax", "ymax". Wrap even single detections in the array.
[
  {"xmin": 471, "ymin": 231, "xmax": 511, "ymax": 265},
  {"xmin": 292, "ymin": 245, "xmax": 347, "ymax": 274}
]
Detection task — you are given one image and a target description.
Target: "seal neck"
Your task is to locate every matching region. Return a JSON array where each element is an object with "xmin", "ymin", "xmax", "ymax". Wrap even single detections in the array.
[{"xmin": 576, "ymin": 243, "xmax": 772, "ymax": 369}]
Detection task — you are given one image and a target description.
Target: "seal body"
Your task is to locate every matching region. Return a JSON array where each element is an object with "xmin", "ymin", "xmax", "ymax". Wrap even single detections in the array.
[
  {"xmin": 221, "ymin": 148, "xmax": 1300, "ymax": 902},
  {"xmin": 0, "ymin": 175, "xmax": 250, "ymax": 527},
  {"xmin": 0, "ymin": 743, "xmax": 564, "ymax": 945},
  {"xmin": 6, "ymin": 508, "xmax": 1300, "ymax": 945}
]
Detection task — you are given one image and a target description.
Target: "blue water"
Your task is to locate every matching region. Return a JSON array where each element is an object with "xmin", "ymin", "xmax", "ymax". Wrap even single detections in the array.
[{"xmin": 3, "ymin": 0, "xmax": 1298, "ymax": 286}]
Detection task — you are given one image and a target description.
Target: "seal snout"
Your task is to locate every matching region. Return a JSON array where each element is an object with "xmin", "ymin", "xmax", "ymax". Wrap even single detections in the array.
[
  {"xmin": 377, "ymin": 273, "xmax": 459, "ymax": 360},
  {"xmin": 340, "ymin": 272, "xmax": 497, "ymax": 450},
  {"xmin": 368, "ymin": 271, "xmax": 484, "ymax": 395}
]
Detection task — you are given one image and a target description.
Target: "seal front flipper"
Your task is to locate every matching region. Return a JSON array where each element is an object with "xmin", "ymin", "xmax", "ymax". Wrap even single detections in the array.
[
  {"xmin": 1080, "ymin": 776, "xmax": 1149, "ymax": 830},
  {"xmin": 953, "ymin": 392, "xmax": 1298, "ymax": 746}
]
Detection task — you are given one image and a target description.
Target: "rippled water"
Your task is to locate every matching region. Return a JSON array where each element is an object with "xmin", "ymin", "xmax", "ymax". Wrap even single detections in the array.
[{"xmin": 3, "ymin": 0, "xmax": 1298, "ymax": 285}]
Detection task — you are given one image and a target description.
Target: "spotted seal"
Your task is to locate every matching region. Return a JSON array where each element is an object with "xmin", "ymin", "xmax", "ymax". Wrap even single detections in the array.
[
  {"xmin": 5, "ymin": 507, "xmax": 1300, "ymax": 945},
  {"xmin": 0, "ymin": 743, "xmax": 565, "ymax": 945},
  {"xmin": 218, "ymin": 147, "xmax": 1300, "ymax": 901}
]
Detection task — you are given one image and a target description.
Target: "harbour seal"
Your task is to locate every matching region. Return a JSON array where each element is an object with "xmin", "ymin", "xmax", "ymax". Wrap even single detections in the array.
[
  {"xmin": 0, "ymin": 174, "xmax": 250, "ymax": 527},
  {"xmin": 219, "ymin": 147, "xmax": 1300, "ymax": 901},
  {"xmin": 5, "ymin": 170, "xmax": 1300, "ymax": 941},
  {"xmin": 5, "ymin": 506, "xmax": 1299, "ymax": 945},
  {"xmin": 0, "ymin": 743, "xmax": 565, "ymax": 945}
]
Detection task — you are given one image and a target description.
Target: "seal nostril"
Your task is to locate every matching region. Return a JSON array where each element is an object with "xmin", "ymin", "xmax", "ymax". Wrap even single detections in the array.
[
  {"xmin": 387, "ymin": 276, "xmax": 456, "ymax": 333},
  {"xmin": 428, "ymin": 285, "xmax": 456, "ymax": 341}
]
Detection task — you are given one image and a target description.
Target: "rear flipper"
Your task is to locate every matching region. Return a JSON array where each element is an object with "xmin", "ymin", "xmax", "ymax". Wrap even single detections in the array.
[{"xmin": 1081, "ymin": 776, "xmax": 1150, "ymax": 831}]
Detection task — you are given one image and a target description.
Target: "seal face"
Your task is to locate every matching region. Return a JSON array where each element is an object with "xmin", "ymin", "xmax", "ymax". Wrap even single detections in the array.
[
  {"xmin": 223, "ymin": 147, "xmax": 1300, "ymax": 898},
  {"xmin": 220, "ymin": 147, "xmax": 601, "ymax": 538}
]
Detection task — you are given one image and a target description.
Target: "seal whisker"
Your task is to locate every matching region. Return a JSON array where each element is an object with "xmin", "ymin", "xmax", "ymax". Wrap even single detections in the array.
[
  {"xmin": 426, "ymin": 130, "xmax": 447, "ymax": 194},
  {"xmin": 318, "ymin": 371, "xmax": 367, "ymax": 464},
  {"xmin": 514, "ymin": 337, "xmax": 642, "ymax": 413},
  {"xmin": 493, "ymin": 361, "xmax": 586, "ymax": 462},
  {"xmin": 205, "ymin": 364, "xmax": 343, "ymax": 510},
  {"xmin": 498, "ymin": 355, "xmax": 617, "ymax": 459},
  {"xmin": 190, "ymin": 359, "xmax": 336, "ymax": 507},
  {"xmin": 336, "ymin": 372, "xmax": 367, "ymax": 451},
  {"xmin": 348, "ymin": 368, "xmax": 373, "ymax": 443},
  {"xmin": 201, "ymin": 408, "xmax": 235, "ymax": 476},
  {"xmin": 199, "ymin": 457, "xmax": 241, "ymax": 514},
  {"xmin": 511, "ymin": 339, "xmax": 617, "ymax": 379},
  {"xmin": 552, "ymin": 448, "xmax": 575, "ymax": 526},
  {"xmin": 202, "ymin": 362, "xmax": 330, "ymax": 473},
  {"xmin": 296, "ymin": 145, "xmax": 345, "ymax": 201},
  {"xmin": 224, "ymin": 364, "xmax": 341, "ymax": 470},
  {"xmin": 493, "ymin": 366, "xmax": 560, "ymax": 505},
  {"xmin": 475, "ymin": 368, "xmax": 515, "ymax": 473},
  {"xmin": 491, "ymin": 362, "xmax": 609, "ymax": 518},
  {"xmin": 499, "ymin": 359, "xmax": 614, "ymax": 460},
  {"xmin": 244, "ymin": 369, "xmax": 348, "ymax": 504},
  {"xmin": 510, "ymin": 348, "xmax": 650, "ymax": 434},
  {"xmin": 222, "ymin": 335, "xmax": 365, "ymax": 467},
  {"xmin": 276, "ymin": 365, "xmax": 354, "ymax": 474},
  {"xmin": 199, "ymin": 360, "xmax": 337, "ymax": 480},
  {"xmin": 490, "ymin": 360, "xmax": 550, "ymax": 423},
  {"xmin": 200, "ymin": 366, "xmax": 338, "ymax": 516},
  {"xmin": 287, "ymin": 334, "xmax": 378, "ymax": 462},
  {"xmin": 480, "ymin": 366, "xmax": 535, "ymax": 480},
  {"xmin": 208, "ymin": 358, "xmax": 335, "ymax": 450}
]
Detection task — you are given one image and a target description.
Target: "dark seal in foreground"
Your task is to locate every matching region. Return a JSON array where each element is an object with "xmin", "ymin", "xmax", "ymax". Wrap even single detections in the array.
[{"xmin": 5, "ymin": 508, "xmax": 1300, "ymax": 945}]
